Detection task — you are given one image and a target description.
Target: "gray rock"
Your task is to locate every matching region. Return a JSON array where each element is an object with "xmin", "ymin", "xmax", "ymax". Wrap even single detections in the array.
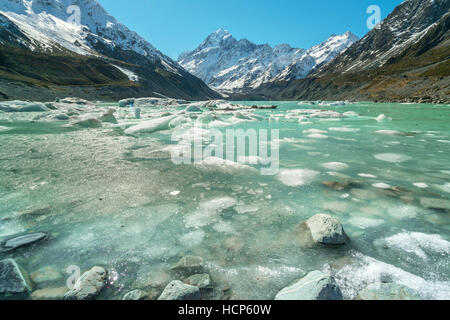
[
  {"xmin": 275, "ymin": 270, "xmax": 343, "ymax": 300},
  {"xmin": 0, "ymin": 259, "xmax": 32, "ymax": 296},
  {"xmin": 171, "ymin": 256, "xmax": 205, "ymax": 276},
  {"xmin": 63, "ymin": 266, "xmax": 107, "ymax": 300},
  {"xmin": 157, "ymin": 280, "xmax": 200, "ymax": 300},
  {"xmin": 303, "ymin": 214, "xmax": 347, "ymax": 245},
  {"xmin": 185, "ymin": 274, "xmax": 212, "ymax": 289},
  {"xmin": 1, "ymin": 232, "xmax": 48, "ymax": 252},
  {"xmin": 358, "ymin": 283, "xmax": 421, "ymax": 300},
  {"xmin": 122, "ymin": 289, "xmax": 147, "ymax": 300}
]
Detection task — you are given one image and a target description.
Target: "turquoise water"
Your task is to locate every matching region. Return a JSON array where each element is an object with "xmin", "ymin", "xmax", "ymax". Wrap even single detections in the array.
[{"xmin": 0, "ymin": 101, "xmax": 449, "ymax": 300}]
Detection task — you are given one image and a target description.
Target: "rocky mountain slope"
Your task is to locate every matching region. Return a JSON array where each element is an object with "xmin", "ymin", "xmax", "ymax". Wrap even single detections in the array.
[
  {"xmin": 178, "ymin": 29, "xmax": 358, "ymax": 94},
  {"xmin": 0, "ymin": 0, "xmax": 219, "ymax": 101},
  {"xmin": 246, "ymin": 0, "xmax": 450, "ymax": 103}
]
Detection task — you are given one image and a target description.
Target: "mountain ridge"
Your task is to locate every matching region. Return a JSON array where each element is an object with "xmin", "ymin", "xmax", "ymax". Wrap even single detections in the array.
[
  {"xmin": 177, "ymin": 29, "xmax": 358, "ymax": 94},
  {"xmin": 0, "ymin": 0, "xmax": 219, "ymax": 101}
]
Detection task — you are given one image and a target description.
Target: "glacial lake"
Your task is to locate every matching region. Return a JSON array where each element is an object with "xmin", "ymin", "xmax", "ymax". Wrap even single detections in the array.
[{"xmin": 0, "ymin": 100, "xmax": 449, "ymax": 300}]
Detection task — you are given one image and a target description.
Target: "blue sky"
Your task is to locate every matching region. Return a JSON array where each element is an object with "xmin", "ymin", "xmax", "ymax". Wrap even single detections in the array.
[{"xmin": 98, "ymin": 0, "xmax": 403, "ymax": 60}]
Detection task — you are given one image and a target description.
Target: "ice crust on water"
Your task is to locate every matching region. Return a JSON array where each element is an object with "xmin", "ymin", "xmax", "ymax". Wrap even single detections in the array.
[
  {"xmin": 387, "ymin": 205, "xmax": 420, "ymax": 219},
  {"xmin": 374, "ymin": 153, "xmax": 412, "ymax": 163},
  {"xmin": 333, "ymin": 252, "xmax": 450, "ymax": 300},
  {"xmin": 382, "ymin": 232, "xmax": 450, "ymax": 260},
  {"xmin": 185, "ymin": 197, "xmax": 237, "ymax": 228},
  {"xmin": 277, "ymin": 169, "xmax": 320, "ymax": 187},
  {"xmin": 321, "ymin": 162, "xmax": 349, "ymax": 171}
]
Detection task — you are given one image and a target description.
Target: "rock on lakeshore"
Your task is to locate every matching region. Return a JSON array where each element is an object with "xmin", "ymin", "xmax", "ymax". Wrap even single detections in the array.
[
  {"xmin": 275, "ymin": 270, "xmax": 343, "ymax": 300},
  {"xmin": 158, "ymin": 280, "xmax": 201, "ymax": 300},
  {"xmin": 0, "ymin": 259, "xmax": 32, "ymax": 297}
]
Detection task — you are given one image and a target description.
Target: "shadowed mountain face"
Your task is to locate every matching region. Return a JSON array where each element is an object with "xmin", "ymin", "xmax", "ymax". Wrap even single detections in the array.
[
  {"xmin": 244, "ymin": 0, "xmax": 450, "ymax": 103},
  {"xmin": 0, "ymin": 0, "xmax": 219, "ymax": 101}
]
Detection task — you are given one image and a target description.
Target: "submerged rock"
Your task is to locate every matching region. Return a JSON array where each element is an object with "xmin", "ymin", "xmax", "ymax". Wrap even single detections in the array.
[
  {"xmin": 184, "ymin": 274, "xmax": 212, "ymax": 290},
  {"xmin": 1, "ymin": 232, "xmax": 48, "ymax": 252},
  {"xmin": 30, "ymin": 266, "xmax": 62, "ymax": 284},
  {"xmin": 358, "ymin": 283, "xmax": 421, "ymax": 300},
  {"xmin": 31, "ymin": 287, "xmax": 67, "ymax": 300},
  {"xmin": 122, "ymin": 289, "xmax": 148, "ymax": 300},
  {"xmin": 420, "ymin": 197, "xmax": 450, "ymax": 212},
  {"xmin": 322, "ymin": 181, "xmax": 362, "ymax": 191},
  {"xmin": 296, "ymin": 214, "xmax": 348, "ymax": 246},
  {"xmin": 63, "ymin": 266, "xmax": 107, "ymax": 300},
  {"xmin": 171, "ymin": 256, "xmax": 205, "ymax": 277},
  {"xmin": 275, "ymin": 271, "xmax": 343, "ymax": 300},
  {"xmin": 0, "ymin": 259, "xmax": 32, "ymax": 296},
  {"xmin": 158, "ymin": 280, "xmax": 200, "ymax": 300}
]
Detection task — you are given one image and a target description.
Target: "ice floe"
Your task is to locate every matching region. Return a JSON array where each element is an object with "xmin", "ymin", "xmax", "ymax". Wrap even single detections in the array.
[
  {"xmin": 277, "ymin": 169, "xmax": 320, "ymax": 187},
  {"xmin": 374, "ymin": 153, "xmax": 412, "ymax": 163}
]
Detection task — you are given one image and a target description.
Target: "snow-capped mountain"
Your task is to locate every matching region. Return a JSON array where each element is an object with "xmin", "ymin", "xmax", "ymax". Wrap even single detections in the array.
[
  {"xmin": 177, "ymin": 29, "xmax": 358, "ymax": 92},
  {"xmin": 0, "ymin": 0, "xmax": 218, "ymax": 100}
]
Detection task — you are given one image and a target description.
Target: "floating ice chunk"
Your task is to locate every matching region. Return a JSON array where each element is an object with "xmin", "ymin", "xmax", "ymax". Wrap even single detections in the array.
[
  {"xmin": 376, "ymin": 114, "xmax": 392, "ymax": 122},
  {"xmin": 237, "ymin": 156, "xmax": 263, "ymax": 165},
  {"xmin": 372, "ymin": 183, "xmax": 392, "ymax": 189},
  {"xmin": 343, "ymin": 111, "xmax": 359, "ymax": 117},
  {"xmin": 358, "ymin": 173, "xmax": 377, "ymax": 178},
  {"xmin": 348, "ymin": 217, "xmax": 385, "ymax": 229},
  {"xmin": 185, "ymin": 197, "xmax": 237, "ymax": 228},
  {"xmin": 208, "ymin": 120, "xmax": 231, "ymax": 127},
  {"xmin": 179, "ymin": 230, "xmax": 205, "ymax": 247},
  {"xmin": 321, "ymin": 162, "xmax": 349, "ymax": 171},
  {"xmin": 374, "ymin": 153, "xmax": 412, "ymax": 163},
  {"xmin": 277, "ymin": 169, "xmax": 320, "ymax": 187},
  {"xmin": 382, "ymin": 232, "xmax": 450, "ymax": 260},
  {"xmin": 170, "ymin": 190, "xmax": 180, "ymax": 196},
  {"xmin": 328, "ymin": 127, "xmax": 360, "ymax": 132},
  {"xmin": 437, "ymin": 140, "xmax": 450, "ymax": 143},
  {"xmin": 0, "ymin": 126, "xmax": 10, "ymax": 132},
  {"xmin": 308, "ymin": 134, "xmax": 328, "ymax": 139},
  {"xmin": 435, "ymin": 183, "xmax": 450, "ymax": 193},
  {"xmin": 0, "ymin": 101, "xmax": 49, "ymax": 112},
  {"xmin": 387, "ymin": 205, "xmax": 419, "ymax": 219},
  {"xmin": 124, "ymin": 115, "xmax": 175, "ymax": 134},
  {"xmin": 303, "ymin": 129, "xmax": 327, "ymax": 135},
  {"xmin": 375, "ymin": 130, "xmax": 404, "ymax": 136},
  {"xmin": 413, "ymin": 183, "xmax": 428, "ymax": 188},
  {"xmin": 196, "ymin": 157, "xmax": 256, "ymax": 174}
]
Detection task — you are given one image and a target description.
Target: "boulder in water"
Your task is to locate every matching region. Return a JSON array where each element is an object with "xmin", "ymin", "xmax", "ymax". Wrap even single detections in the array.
[
  {"xmin": 296, "ymin": 214, "xmax": 347, "ymax": 246},
  {"xmin": 184, "ymin": 274, "xmax": 212, "ymax": 290},
  {"xmin": 275, "ymin": 271, "xmax": 343, "ymax": 300},
  {"xmin": 157, "ymin": 280, "xmax": 200, "ymax": 300},
  {"xmin": 171, "ymin": 256, "xmax": 205, "ymax": 277},
  {"xmin": 0, "ymin": 259, "xmax": 32, "ymax": 297},
  {"xmin": 122, "ymin": 289, "xmax": 148, "ymax": 300}
]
